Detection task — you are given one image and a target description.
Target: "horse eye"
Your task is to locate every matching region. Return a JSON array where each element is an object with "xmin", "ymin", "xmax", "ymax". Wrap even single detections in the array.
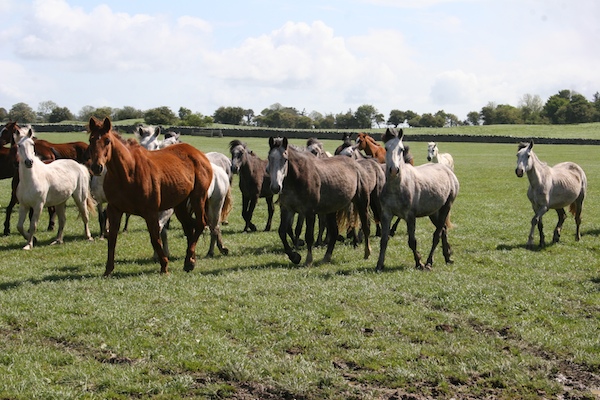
[{"xmin": 104, "ymin": 138, "xmax": 111, "ymax": 146}]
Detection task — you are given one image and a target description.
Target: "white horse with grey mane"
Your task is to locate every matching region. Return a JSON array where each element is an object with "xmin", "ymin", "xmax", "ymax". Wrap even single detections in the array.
[
  {"xmin": 427, "ymin": 142, "xmax": 454, "ymax": 171},
  {"xmin": 515, "ymin": 140, "xmax": 586, "ymax": 249}
]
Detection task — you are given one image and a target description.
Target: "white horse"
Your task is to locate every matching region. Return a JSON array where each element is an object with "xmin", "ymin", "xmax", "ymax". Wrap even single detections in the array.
[
  {"xmin": 377, "ymin": 128, "xmax": 459, "ymax": 271},
  {"xmin": 515, "ymin": 140, "xmax": 586, "ymax": 249},
  {"xmin": 15, "ymin": 128, "xmax": 94, "ymax": 250},
  {"xmin": 427, "ymin": 142, "xmax": 454, "ymax": 170}
]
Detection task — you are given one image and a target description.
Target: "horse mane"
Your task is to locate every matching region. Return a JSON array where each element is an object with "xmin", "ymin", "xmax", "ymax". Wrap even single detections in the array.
[{"xmin": 229, "ymin": 139, "xmax": 247, "ymax": 152}]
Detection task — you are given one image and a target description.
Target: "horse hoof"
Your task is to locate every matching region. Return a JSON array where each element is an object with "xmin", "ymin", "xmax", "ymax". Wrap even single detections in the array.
[
  {"xmin": 22, "ymin": 244, "xmax": 32, "ymax": 250},
  {"xmin": 220, "ymin": 247, "xmax": 229, "ymax": 256},
  {"xmin": 290, "ymin": 252, "xmax": 301, "ymax": 265},
  {"xmin": 423, "ymin": 263, "xmax": 433, "ymax": 271},
  {"xmin": 184, "ymin": 261, "xmax": 195, "ymax": 272},
  {"xmin": 50, "ymin": 240, "xmax": 63, "ymax": 245}
]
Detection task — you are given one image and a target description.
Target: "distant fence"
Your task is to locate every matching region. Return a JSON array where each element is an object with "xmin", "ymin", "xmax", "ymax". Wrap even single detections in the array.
[{"xmin": 29, "ymin": 124, "xmax": 600, "ymax": 145}]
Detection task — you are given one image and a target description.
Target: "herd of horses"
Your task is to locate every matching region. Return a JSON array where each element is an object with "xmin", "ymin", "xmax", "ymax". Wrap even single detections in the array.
[{"xmin": 0, "ymin": 118, "xmax": 588, "ymax": 275}]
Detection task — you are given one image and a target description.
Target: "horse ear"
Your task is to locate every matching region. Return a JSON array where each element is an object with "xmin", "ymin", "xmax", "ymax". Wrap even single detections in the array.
[
  {"xmin": 154, "ymin": 126, "xmax": 161, "ymax": 137},
  {"xmin": 282, "ymin": 137, "xmax": 288, "ymax": 149},
  {"xmin": 102, "ymin": 117, "xmax": 112, "ymax": 132},
  {"xmin": 269, "ymin": 136, "xmax": 275, "ymax": 148},
  {"xmin": 27, "ymin": 128, "xmax": 34, "ymax": 138},
  {"xmin": 528, "ymin": 140, "xmax": 534, "ymax": 150},
  {"xmin": 398, "ymin": 128, "xmax": 404, "ymax": 141}
]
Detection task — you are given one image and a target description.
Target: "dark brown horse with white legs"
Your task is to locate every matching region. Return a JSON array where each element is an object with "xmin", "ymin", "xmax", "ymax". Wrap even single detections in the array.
[
  {"xmin": 377, "ymin": 128, "xmax": 459, "ymax": 272},
  {"xmin": 229, "ymin": 140, "xmax": 274, "ymax": 232},
  {"xmin": 268, "ymin": 136, "xmax": 372, "ymax": 266},
  {"xmin": 515, "ymin": 140, "xmax": 586, "ymax": 249},
  {"xmin": 87, "ymin": 117, "xmax": 213, "ymax": 276}
]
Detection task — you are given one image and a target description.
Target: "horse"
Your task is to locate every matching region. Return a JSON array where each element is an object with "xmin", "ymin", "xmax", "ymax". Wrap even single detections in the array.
[
  {"xmin": 1, "ymin": 122, "xmax": 57, "ymax": 235},
  {"xmin": 229, "ymin": 140, "xmax": 274, "ymax": 232},
  {"xmin": 268, "ymin": 136, "xmax": 372, "ymax": 266},
  {"xmin": 206, "ymin": 151, "xmax": 233, "ymax": 225},
  {"xmin": 306, "ymin": 138, "xmax": 332, "ymax": 158},
  {"xmin": 334, "ymin": 132, "xmax": 353, "ymax": 155},
  {"xmin": 87, "ymin": 117, "xmax": 213, "ymax": 276},
  {"xmin": 14, "ymin": 128, "xmax": 94, "ymax": 250},
  {"xmin": 515, "ymin": 140, "xmax": 586, "ymax": 249},
  {"xmin": 356, "ymin": 132, "xmax": 386, "ymax": 163},
  {"xmin": 376, "ymin": 128, "xmax": 459, "ymax": 271},
  {"xmin": 427, "ymin": 142, "xmax": 454, "ymax": 170}
]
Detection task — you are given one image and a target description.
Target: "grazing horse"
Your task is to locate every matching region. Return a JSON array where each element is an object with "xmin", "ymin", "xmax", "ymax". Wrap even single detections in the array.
[
  {"xmin": 14, "ymin": 128, "xmax": 94, "ymax": 250},
  {"xmin": 87, "ymin": 117, "xmax": 212, "ymax": 275},
  {"xmin": 268, "ymin": 136, "xmax": 372, "ymax": 266},
  {"xmin": 515, "ymin": 140, "xmax": 586, "ymax": 249},
  {"xmin": 356, "ymin": 132, "xmax": 386, "ymax": 163},
  {"xmin": 229, "ymin": 140, "xmax": 274, "ymax": 232},
  {"xmin": 427, "ymin": 142, "xmax": 454, "ymax": 171},
  {"xmin": 377, "ymin": 128, "xmax": 459, "ymax": 271}
]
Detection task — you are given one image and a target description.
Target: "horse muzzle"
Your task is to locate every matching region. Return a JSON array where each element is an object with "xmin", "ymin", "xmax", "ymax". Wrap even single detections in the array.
[
  {"xmin": 388, "ymin": 166, "xmax": 399, "ymax": 177},
  {"xmin": 24, "ymin": 159, "xmax": 33, "ymax": 168},
  {"xmin": 515, "ymin": 168, "xmax": 523, "ymax": 178},
  {"xmin": 91, "ymin": 163, "xmax": 104, "ymax": 176},
  {"xmin": 270, "ymin": 183, "xmax": 281, "ymax": 194},
  {"xmin": 427, "ymin": 156, "xmax": 432, "ymax": 161}
]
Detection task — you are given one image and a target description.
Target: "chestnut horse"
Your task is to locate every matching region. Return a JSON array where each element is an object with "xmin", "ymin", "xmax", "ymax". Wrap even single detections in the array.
[
  {"xmin": 356, "ymin": 132, "xmax": 386, "ymax": 163},
  {"xmin": 87, "ymin": 117, "xmax": 213, "ymax": 275}
]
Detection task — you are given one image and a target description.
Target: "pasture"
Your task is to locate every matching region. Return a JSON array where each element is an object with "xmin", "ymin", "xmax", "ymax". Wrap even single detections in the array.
[{"xmin": 0, "ymin": 130, "xmax": 598, "ymax": 399}]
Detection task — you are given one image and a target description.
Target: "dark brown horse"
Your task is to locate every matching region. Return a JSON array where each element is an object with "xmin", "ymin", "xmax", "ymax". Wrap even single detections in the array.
[
  {"xmin": 229, "ymin": 140, "xmax": 274, "ymax": 232},
  {"xmin": 268, "ymin": 136, "xmax": 372, "ymax": 265},
  {"xmin": 334, "ymin": 132, "xmax": 353, "ymax": 155},
  {"xmin": 87, "ymin": 117, "xmax": 213, "ymax": 275}
]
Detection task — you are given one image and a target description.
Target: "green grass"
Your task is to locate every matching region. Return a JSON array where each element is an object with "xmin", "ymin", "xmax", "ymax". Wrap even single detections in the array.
[{"xmin": 0, "ymin": 129, "xmax": 599, "ymax": 399}]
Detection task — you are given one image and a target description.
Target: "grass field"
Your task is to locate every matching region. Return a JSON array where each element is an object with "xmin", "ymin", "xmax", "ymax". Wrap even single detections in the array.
[{"xmin": 0, "ymin": 128, "xmax": 599, "ymax": 399}]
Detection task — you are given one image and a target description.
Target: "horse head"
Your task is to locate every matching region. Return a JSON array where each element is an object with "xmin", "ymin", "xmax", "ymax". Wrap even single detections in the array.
[
  {"xmin": 383, "ymin": 128, "xmax": 405, "ymax": 178},
  {"xmin": 515, "ymin": 140, "xmax": 534, "ymax": 178},
  {"xmin": 306, "ymin": 137, "xmax": 324, "ymax": 157},
  {"xmin": 229, "ymin": 139, "xmax": 248, "ymax": 174},
  {"xmin": 427, "ymin": 142, "xmax": 438, "ymax": 161},
  {"xmin": 16, "ymin": 128, "xmax": 36, "ymax": 169},
  {"xmin": 88, "ymin": 117, "xmax": 114, "ymax": 176},
  {"xmin": 267, "ymin": 136, "xmax": 288, "ymax": 194},
  {"xmin": 136, "ymin": 126, "xmax": 161, "ymax": 151}
]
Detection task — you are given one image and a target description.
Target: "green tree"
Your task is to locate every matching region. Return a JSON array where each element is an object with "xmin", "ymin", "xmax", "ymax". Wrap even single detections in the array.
[
  {"xmin": 494, "ymin": 104, "xmax": 522, "ymax": 124},
  {"xmin": 593, "ymin": 92, "xmax": 600, "ymax": 122},
  {"xmin": 48, "ymin": 107, "xmax": 74, "ymax": 123},
  {"xmin": 144, "ymin": 106, "xmax": 177, "ymax": 125},
  {"xmin": 180, "ymin": 113, "xmax": 213, "ymax": 127},
  {"xmin": 419, "ymin": 113, "xmax": 444, "ymax": 127},
  {"xmin": 466, "ymin": 111, "xmax": 480, "ymax": 125},
  {"xmin": 92, "ymin": 107, "xmax": 114, "ymax": 120},
  {"xmin": 0, "ymin": 107, "xmax": 7, "ymax": 122},
  {"xmin": 387, "ymin": 110, "xmax": 407, "ymax": 127},
  {"xmin": 315, "ymin": 113, "xmax": 335, "ymax": 129},
  {"xmin": 8, "ymin": 102, "xmax": 36, "ymax": 123},
  {"xmin": 178, "ymin": 107, "xmax": 192, "ymax": 120},
  {"xmin": 543, "ymin": 90, "xmax": 571, "ymax": 124},
  {"xmin": 213, "ymin": 106, "xmax": 246, "ymax": 125},
  {"xmin": 566, "ymin": 93, "xmax": 594, "ymax": 123},
  {"xmin": 78, "ymin": 106, "xmax": 96, "ymax": 122},
  {"xmin": 354, "ymin": 104, "xmax": 379, "ymax": 129},
  {"xmin": 37, "ymin": 100, "xmax": 58, "ymax": 122},
  {"xmin": 296, "ymin": 115, "xmax": 314, "ymax": 129},
  {"xmin": 335, "ymin": 110, "xmax": 357, "ymax": 129},
  {"xmin": 480, "ymin": 102, "xmax": 497, "ymax": 125},
  {"xmin": 113, "ymin": 106, "xmax": 143, "ymax": 121},
  {"xmin": 519, "ymin": 93, "xmax": 544, "ymax": 124}
]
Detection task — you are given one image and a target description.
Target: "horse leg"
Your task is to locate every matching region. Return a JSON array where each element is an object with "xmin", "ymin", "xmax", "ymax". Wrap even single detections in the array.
[
  {"xmin": 293, "ymin": 213, "xmax": 305, "ymax": 248},
  {"xmin": 46, "ymin": 206, "xmax": 56, "ymax": 231},
  {"xmin": 4, "ymin": 189, "xmax": 18, "ymax": 236},
  {"xmin": 323, "ymin": 212, "xmax": 338, "ymax": 263},
  {"xmin": 354, "ymin": 195, "xmax": 371, "ymax": 260},
  {"xmin": 104, "ymin": 205, "xmax": 123, "ymax": 276},
  {"xmin": 389, "ymin": 216, "xmax": 401, "ymax": 237},
  {"xmin": 143, "ymin": 213, "xmax": 169, "ymax": 273},
  {"xmin": 406, "ymin": 217, "xmax": 424, "ymax": 269},
  {"xmin": 50, "ymin": 203, "xmax": 67, "ymax": 245},
  {"xmin": 315, "ymin": 214, "xmax": 326, "ymax": 247},
  {"xmin": 278, "ymin": 208, "xmax": 300, "ymax": 264},
  {"xmin": 304, "ymin": 213, "xmax": 316, "ymax": 265},
  {"xmin": 552, "ymin": 208, "xmax": 567, "ymax": 243},
  {"xmin": 527, "ymin": 206, "xmax": 547, "ymax": 249},
  {"xmin": 97, "ymin": 203, "xmax": 107, "ymax": 239},
  {"xmin": 264, "ymin": 195, "xmax": 275, "ymax": 232},
  {"xmin": 122, "ymin": 213, "xmax": 131, "ymax": 232},
  {"xmin": 73, "ymin": 193, "xmax": 92, "ymax": 241},
  {"xmin": 574, "ymin": 195, "xmax": 584, "ymax": 241},
  {"xmin": 375, "ymin": 212, "xmax": 393, "ymax": 272},
  {"xmin": 157, "ymin": 210, "xmax": 172, "ymax": 258},
  {"xmin": 17, "ymin": 204, "xmax": 33, "ymax": 249}
]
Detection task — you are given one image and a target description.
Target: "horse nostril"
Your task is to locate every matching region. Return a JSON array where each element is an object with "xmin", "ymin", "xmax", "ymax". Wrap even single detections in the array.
[
  {"xmin": 25, "ymin": 159, "xmax": 33, "ymax": 168},
  {"xmin": 91, "ymin": 163, "xmax": 104, "ymax": 176}
]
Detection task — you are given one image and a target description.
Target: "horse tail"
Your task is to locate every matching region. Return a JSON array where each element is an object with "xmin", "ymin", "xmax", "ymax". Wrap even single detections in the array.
[
  {"xmin": 445, "ymin": 212, "xmax": 454, "ymax": 230},
  {"xmin": 221, "ymin": 185, "xmax": 233, "ymax": 223}
]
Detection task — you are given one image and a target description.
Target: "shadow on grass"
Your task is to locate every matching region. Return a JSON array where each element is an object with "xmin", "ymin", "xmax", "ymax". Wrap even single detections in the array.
[{"xmin": 496, "ymin": 242, "xmax": 549, "ymax": 251}]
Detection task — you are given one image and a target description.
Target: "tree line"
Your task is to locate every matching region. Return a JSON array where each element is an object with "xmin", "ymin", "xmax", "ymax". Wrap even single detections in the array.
[{"xmin": 2, "ymin": 89, "xmax": 599, "ymax": 129}]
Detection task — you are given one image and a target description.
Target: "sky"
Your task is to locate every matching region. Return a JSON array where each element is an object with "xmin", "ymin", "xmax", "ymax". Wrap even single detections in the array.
[{"xmin": 0, "ymin": 0, "xmax": 598, "ymax": 121}]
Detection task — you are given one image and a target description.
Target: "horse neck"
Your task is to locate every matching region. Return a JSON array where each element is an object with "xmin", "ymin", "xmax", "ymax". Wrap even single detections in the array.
[
  {"xmin": 106, "ymin": 135, "xmax": 137, "ymax": 180},
  {"xmin": 526, "ymin": 151, "xmax": 549, "ymax": 185}
]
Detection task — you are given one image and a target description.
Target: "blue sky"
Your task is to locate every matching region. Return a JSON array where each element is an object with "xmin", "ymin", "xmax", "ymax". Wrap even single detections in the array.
[{"xmin": 1, "ymin": 0, "xmax": 598, "ymax": 121}]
